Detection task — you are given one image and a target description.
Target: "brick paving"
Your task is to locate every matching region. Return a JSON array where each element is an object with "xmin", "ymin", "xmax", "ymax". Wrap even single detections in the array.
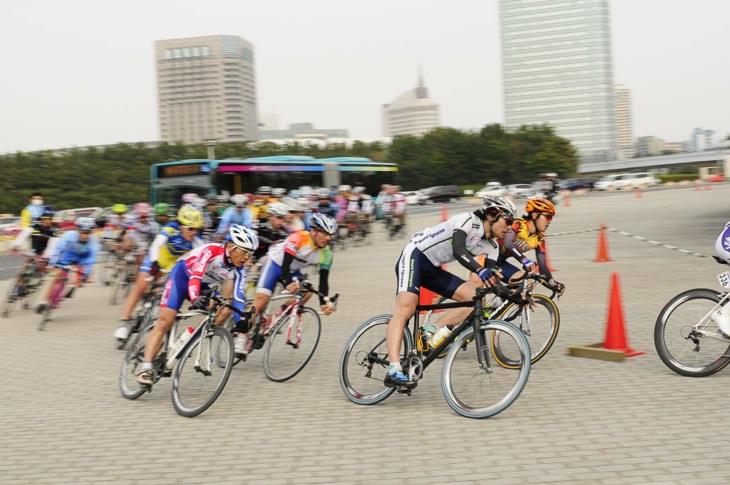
[{"xmin": 2, "ymin": 185, "xmax": 730, "ymax": 484}]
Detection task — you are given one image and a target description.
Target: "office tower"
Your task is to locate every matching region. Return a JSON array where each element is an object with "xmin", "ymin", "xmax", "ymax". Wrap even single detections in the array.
[
  {"xmin": 156, "ymin": 35, "xmax": 258, "ymax": 145},
  {"xmin": 382, "ymin": 68, "xmax": 440, "ymax": 137},
  {"xmin": 615, "ymin": 84, "xmax": 633, "ymax": 159},
  {"xmin": 500, "ymin": 0, "xmax": 618, "ymax": 164}
]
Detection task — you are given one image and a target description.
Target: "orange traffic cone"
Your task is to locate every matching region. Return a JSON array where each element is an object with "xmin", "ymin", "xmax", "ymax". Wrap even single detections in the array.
[
  {"xmin": 694, "ymin": 181, "xmax": 701, "ymax": 191},
  {"xmin": 593, "ymin": 224, "xmax": 613, "ymax": 262},
  {"xmin": 603, "ymin": 273, "xmax": 644, "ymax": 357},
  {"xmin": 562, "ymin": 190, "xmax": 571, "ymax": 207},
  {"xmin": 441, "ymin": 205, "xmax": 448, "ymax": 222},
  {"xmin": 635, "ymin": 186, "xmax": 642, "ymax": 198},
  {"xmin": 706, "ymin": 181, "xmax": 712, "ymax": 191},
  {"xmin": 419, "ymin": 286, "xmax": 438, "ymax": 314}
]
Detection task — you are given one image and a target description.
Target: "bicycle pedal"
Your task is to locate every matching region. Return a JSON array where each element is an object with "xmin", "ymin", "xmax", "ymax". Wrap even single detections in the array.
[{"xmin": 397, "ymin": 387, "xmax": 413, "ymax": 396}]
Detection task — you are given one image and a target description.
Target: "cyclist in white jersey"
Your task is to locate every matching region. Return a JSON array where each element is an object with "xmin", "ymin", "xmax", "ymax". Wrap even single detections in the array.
[{"xmin": 384, "ymin": 196, "xmax": 518, "ymax": 389}]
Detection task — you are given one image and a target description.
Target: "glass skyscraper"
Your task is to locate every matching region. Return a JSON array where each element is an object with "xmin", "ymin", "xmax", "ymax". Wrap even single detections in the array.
[{"xmin": 499, "ymin": 0, "xmax": 617, "ymax": 164}]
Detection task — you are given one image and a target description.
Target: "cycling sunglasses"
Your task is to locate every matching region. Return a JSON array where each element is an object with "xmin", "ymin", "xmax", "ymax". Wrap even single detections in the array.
[
  {"xmin": 181, "ymin": 225, "xmax": 201, "ymax": 232},
  {"xmin": 498, "ymin": 214, "xmax": 514, "ymax": 225},
  {"xmin": 540, "ymin": 213, "xmax": 554, "ymax": 221}
]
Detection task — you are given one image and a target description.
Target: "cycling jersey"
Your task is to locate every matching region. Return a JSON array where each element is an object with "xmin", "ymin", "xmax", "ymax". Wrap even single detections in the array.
[
  {"xmin": 253, "ymin": 222, "xmax": 288, "ymax": 261},
  {"xmin": 216, "ymin": 206, "xmax": 253, "ymax": 235},
  {"xmin": 125, "ymin": 217, "xmax": 159, "ymax": 251},
  {"xmin": 20, "ymin": 204, "xmax": 44, "ymax": 229},
  {"xmin": 160, "ymin": 243, "xmax": 248, "ymax": 322},
  {"xmin": 49, "ymin": 230, "xmax": 101, "ymax": 278},
  {"xmin": 715, "ymin": 220, "xmax": 730, "ymax": 264},
  {"xmin": 411, "ymin": 212, "xmax": 498, "ymax": 267},
  {"xmin": 498, "ymin": 218, "xmax": 552, "ymax": 281},
  {"xmin": 382, "ymin": 193, "xmax": 406, "ymax": 215},
  {"xmin": 145, "ymin": 222, "xmax": 204, "ymax": 272}
]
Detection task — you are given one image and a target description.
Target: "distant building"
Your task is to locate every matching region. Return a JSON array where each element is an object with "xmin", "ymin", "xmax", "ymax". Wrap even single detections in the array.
[
  {"xmin": 635, "ymin": 136, "xmax": 665, "ymax": 157},
  {"xmin": 382, "ymin": 68, "xmax": 440, "ymax": 137},
  {"xmin": 500, "ymin": 0, "xmax": 618, "ymax": 165},
  {"xmin": 156, "ymin": 35, "xmax": 258, "ymax": 145},
  {"xmin": 662, "ymin": 142, "xmax": 685, "ymax": 154},
  {"xmin": 258, "ymin": 114, "xmax": 279, "ymax": 131},
  {"xmin": 615, "ymin": 85, "xmax": 634, "ymax": 160},
  {"xmin": 258, "ymin": 122, "xmax": 348, "ymax": 140},
  {"xmin": 685, "ymin": 128, "xmax": 715, "ymax": 152}
]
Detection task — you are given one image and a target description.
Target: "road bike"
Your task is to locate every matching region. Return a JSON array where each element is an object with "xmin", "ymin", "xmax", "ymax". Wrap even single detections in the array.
[
  {"xmin": 98, "ymin": 237, "xmax": 122, "ymax": 286},
  {"xmin": 227, "ymin": 276, "xmax": 338, "ymax": 382},
  {"xmin": 36, "ymin": 265, "xmax": 82, "ymax": 331},
  {"xmin": 383, "ymin": 210, "xmax": 405, "ymax": 240},
  {"xmin": 1, "ymin": 252, "xmax": 47, "ymax": 318},
  {"xmin": 654, "ymin": 257, "xmax": 730, "ymax": 377},
  {"xmin": 115, "ymin": 270, "xmax": 169, "ymax": 350},
  {"xmin": 119, "ymin": 292, "xmax": 244, "ymax": 417},
  {"xmin": 110, "ymin": 250, "xmax": 141, "ymax": 305},
  {"xmin": 339, "ymin": 285, "xmax": 530, "ymax": 419},
  {"xmin": 424, "ymin": 273, "xmax": 561, "ymax": 367}
]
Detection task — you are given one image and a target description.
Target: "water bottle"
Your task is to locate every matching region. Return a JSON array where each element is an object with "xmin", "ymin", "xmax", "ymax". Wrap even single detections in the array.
[
  {"xmin": 429, "ymin": 326, "xmax": 452, "ymax": 349},
  {"xmin": 166, "ymin": 327, "xmax": 195, "ymax": 369},
  {"xmin": 419, "ymin": 323, "xmax": 439, "ymax": 351}
]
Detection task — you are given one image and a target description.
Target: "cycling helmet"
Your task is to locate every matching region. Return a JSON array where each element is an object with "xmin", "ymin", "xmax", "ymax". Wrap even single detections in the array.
[
  {"xmin": 216, "ymin": 194, "xmax": 230, "ymax": 203},
  {"xmin": 177, "ymin": 205, "xmax": 204, "ymax": 228},
  {"xmin": 230, "ymin": 194, "xmax": 249, "ymax": 207},
  {"xmin": 317, "ymin": 187, "xmax": 331, "ymax": 199},
  {"xmin": 133, "ymin": 202, "xmax": 153, "ymax": 218},
  {"xmin": 481, "ymin": 196, "xmax": 518, "ymax": 219},
  {"xmin": 525, "ymin": 198, "xmax": 556, "ymax": 216},
  {"xmin": 338, "ymin": 184, "xmax": 352, "ymax": 193},
  {"xmin": 182, "ymin": 193, "xmax": 199, "ymax": 203},
  {"xmin": 267, "ymin": 202, "xmax": 290, "ymax": 218},
  {"xmin": 112, "ymin": 203, "xmax": 127, "ymax": 213},
  {"xmin": 288, "ymin": 189, "xmax": 301, "ymax": 199},
  {"xmin": 41, "ymin": 206, "xmax": 56, "ymax": 218},
  {"xmin": 154, "ymin": 202, "xmax": 169, "ymax": 216},
  {"xmin": 227, "ymin": 224, "xmax": 259, "ymax": 252},
  {"xmin": 352, "ymin": 186, "xmax": 365, "ymax": 194},
  {"xmin": 75, "ymin": 217, "xmax": 96, "ymax": 231},
  {"xmin": 257, "ymin": 186, "xmax": 273, "ymax": 196},
  {"xmin": 310, "ymin": 213, "xmax": 338, "ymax": 235},
  {"xmin": 271, "ymin": 187, "xmax": 287, "ymax": 197}
]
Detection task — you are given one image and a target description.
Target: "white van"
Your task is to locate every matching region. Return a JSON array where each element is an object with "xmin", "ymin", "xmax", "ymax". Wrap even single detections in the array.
[
  {"xmin": 614, "ymin": 172, "xmax": 660, "ymax": 190},
  {"xmin": 594, "ymin": 174, "xmax": 626, "ymax": 191}
]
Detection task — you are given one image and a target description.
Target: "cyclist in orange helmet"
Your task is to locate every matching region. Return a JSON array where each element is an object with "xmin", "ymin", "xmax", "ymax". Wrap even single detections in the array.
[{"xmin": 496, "ymin": 198, "xmax": 565, "ymax": 294}]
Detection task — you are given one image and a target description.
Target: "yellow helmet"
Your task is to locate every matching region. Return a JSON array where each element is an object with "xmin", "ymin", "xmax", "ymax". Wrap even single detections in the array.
[
  {"xmin": 177, "ymin": 205, "xmax": 204, "ymax": 228},
  {"xmin": 525, "ymin": 198, "xmax": 556, "ymax": 215}
]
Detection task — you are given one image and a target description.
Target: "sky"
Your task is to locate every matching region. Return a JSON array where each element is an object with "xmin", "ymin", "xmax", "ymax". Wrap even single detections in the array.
[{"xmin": 1, "ymin": 0, "xmax": 729, "ymax": 154}]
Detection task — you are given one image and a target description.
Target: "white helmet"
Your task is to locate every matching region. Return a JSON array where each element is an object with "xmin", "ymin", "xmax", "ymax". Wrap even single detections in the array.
[
  {"xmin": 481, "ymin": 196, "xmax": 517, "ymax": 219},
  {"xmin": 317, "ymin": 187, "xmax": 331, "ymax": 199},
  {"xmin": 271, "ymin": 187, "xmax": 287, "ymax": 197},
  {"xmin": 267, "ymin": 202, "xmax": 289, "ymax": 217},
  {"xmin": 227, "ymin": 225, "xmax": 259, "ymax": 252},
  {"xmin": 230, "ymin": 194, "xmax": 249, "ymax": 207},
  {"xmin": 338, "ymin": 184, "xmax": 352, "ymax": 193},
  {"xmin": 310, "ymin": 213, "xmax": 338, "ymax": 235}
]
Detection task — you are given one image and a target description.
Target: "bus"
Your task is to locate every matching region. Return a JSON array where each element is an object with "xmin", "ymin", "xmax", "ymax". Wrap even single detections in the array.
[{"xmin": 150, "ymin": 156, "xmax": 398, "ymax": 205}]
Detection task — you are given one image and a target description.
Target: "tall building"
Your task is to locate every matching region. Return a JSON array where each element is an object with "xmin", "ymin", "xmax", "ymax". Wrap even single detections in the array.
[
  {"xmin": 259, "ymin": 122, "xmax": 349, "ymax": 140},
  {"xmin": 156, "ymin": 35, "xmax": 258, "ymax": 145},
  {"xmin": 381, "ymin": 69, "xmax": 440, "ymax": 137},
  {"xmin": 615, "ymin": 85, "xmax": 633, "ymax": 160},
  {"xmin": 499, "ymin": 0, "xmax": 618, "ymax": 164}
]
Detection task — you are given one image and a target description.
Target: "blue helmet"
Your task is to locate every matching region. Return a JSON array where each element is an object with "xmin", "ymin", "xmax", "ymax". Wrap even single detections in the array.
[{"xmin": 75, "ymin": 217, "xmax": 96, "ymax": 231}]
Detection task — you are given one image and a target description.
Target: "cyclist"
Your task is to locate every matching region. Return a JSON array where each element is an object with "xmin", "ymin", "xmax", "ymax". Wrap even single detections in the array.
[
  {"xmin": 252, "ymin": 202, "xmax": 290, "ymax": 263},
  {"xmin": 136, "ymin": 225, "xmax": 259, "ymax": 386},
  {"xmin": 241, "ymin": 213, "xmax": 338, "ymax": 356},
  {"xmin": 20, "ymin": 193, "xmax": 46, "ymax": 229},
  {"xmin": 104, "ymin": 204, "xmax": 129, "ymax": 240},
  {"xmin": 496, "ymin": 198, "xmax": 565, "ymax": 293},
  {"xmin": 383, "ymin": 196, "xmax": 518, "ymax": 388},
  {"xmin": 113, "ymin": 205, "xmax": 205, "ymax": 344},
  {"xmin": 711, "ymin": 223, "xmax": 730, "ymax": 336},
  {"xmin": 282, "ymin": 197, "xmax": 308, "ymax": 233},
  {"xmin": 215, "ymin": 194, "xmax": 253, "ymax": 242},
  {"xmin": 153, "ymin": 203, "xmax": 170, "ymax": 226},
  {"xmin": 10, "ymin": 206, "xmax": 59, "ymax": 297},
  {"xmin": 122, "ymin": 203, "xmax": 159, "ymax": 254},
  {"xmin": 36, "ymin": 217, "xmax": 101, "ymax": 313},
  {"xmin": 202, "ymin": 195, "xmax": 221, "ymax": 240},
  {"xmin": 382, "ymin": 185, "xmax": 407, "ymax": 235},
  {"xmin": 313, "ymin": 188, "xmax": 338, "ymax": 218}
]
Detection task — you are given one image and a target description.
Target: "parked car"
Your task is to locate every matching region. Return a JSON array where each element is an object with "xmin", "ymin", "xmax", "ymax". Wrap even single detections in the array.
[
  {"xmin": 418, "ymin": 185, "xmax": 461, "ymax": 204},
  {"xmin": 475, "ymin": 182, "xmax": 506, "ymax": 198},
  {"xmin": 401, "ymin": 191, "xmax": 423, "ymax": 205},
  {"xmin": 559, "ymin": 178, "xmax": 596, "ymax": 192},
  {"xmin": 707, "ymin": 173, "xmax": 724, "ymax": 183},
  {"xmin": 505, "ymin": 184, "xmax": 534, "ymax": 199},
  {"xmin": 594, "ymin": 174, "xmax": 626, "ymax": 191},
  {"xmin": 613, "ymin": 172, "xmax": 661, "ymax": 190},
  {"xmin": 54, "ymin": 207, "xmax": 104, "ymax": 230},
  {"xmin": 0, "ymin": 216, "xmax": 22, "ymax": 237}
]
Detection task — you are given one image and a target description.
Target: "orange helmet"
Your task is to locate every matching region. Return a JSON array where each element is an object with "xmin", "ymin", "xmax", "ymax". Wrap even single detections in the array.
[{"xmin": 525, "ymin": 198, "xmax": 556, "ymax": 215}]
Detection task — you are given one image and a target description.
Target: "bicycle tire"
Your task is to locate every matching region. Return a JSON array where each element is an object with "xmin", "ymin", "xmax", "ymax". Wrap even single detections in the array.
[
  {"xmin": 442, "ymin": 319, "xmax": 530, "ymax": 419},
  {"xmin": 654, "ymin": 288, "xmax": 730, "ymax": 377},
  {"xmin": 263, "ymin": 307, "xmax": 322, "ymax": 382},
  {"xmin": 38, "ymin": 279, "xmax": 64, "ymax": 331},
  {"xmin": 171, "ymin": 326, "xmax": 234, "ymax": 417},
  {"xmin": 119, "ymin": 321, "xmax": 155, "ymax": 399},
  {"xmin": 37, "ymin": 303, "xmax": 53, "ymax": 331},
  {"xmin": 1, "ymin": 280, "xmax": 20, "ymax": 318},
  {"xmin": 492, "ymin": 294, "xmax": 559, "ymax": 367},
  {"xmin": 339, "ymin": 314, "xmax": 413, "ymax": 405}
]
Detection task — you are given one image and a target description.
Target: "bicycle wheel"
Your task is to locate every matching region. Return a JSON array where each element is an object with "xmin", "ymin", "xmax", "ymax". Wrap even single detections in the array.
[
  {"xmin": 654, "ymin": 288, "xmax": 730, "ymax": 377},
  {"xmin": 492, "ymin": 294, "xmax": 559, "ymax": 367},
  {"xmin": 1, "ymin": 279, "xmax": 21, "ymax": 318},
  {"xmin": 23, "ymin": 270, "xmax": 45, "ymax": 311},
  {"xmin": 172, "ymin": 326, "xmax": 234, "ymax": 417},
  {"xmin": 38, "ymin": 279, "xmax": 64, "ymax": 331},
  {"xmin": 339, "ymin": 314, "xmax": 413, "ymax": 405},
  {"xmin": 442, "ymin": 319, "xmax": 530, "ymax": 419},
  {"xmin": 119, "ymin": 321, "xmax": 155, "ymax": 399},
  {"xmin": 263, "ymin": 307, "xmax": 322, "ymax": 382}
]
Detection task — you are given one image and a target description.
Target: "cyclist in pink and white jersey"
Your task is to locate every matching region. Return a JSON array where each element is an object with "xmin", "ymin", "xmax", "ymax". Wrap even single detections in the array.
[{"xmin": 136, "ymin": 225, "xmax": 259, "ymax": 387}]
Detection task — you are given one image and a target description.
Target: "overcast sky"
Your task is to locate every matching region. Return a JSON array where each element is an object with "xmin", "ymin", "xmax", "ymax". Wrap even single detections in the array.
[{"xmin": 1, "ymin": 0, "xmax": 728, "ymax": 153}]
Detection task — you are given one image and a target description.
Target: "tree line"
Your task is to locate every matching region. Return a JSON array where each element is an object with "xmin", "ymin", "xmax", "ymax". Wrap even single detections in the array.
[{"xmin": 0, "ymin": 123, "xmax": 577, "ymax": 214}]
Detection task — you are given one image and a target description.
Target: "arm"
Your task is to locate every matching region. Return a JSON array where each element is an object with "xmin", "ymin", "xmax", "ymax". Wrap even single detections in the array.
[
  {"xmin": 502, "ymin": 228, "xmax": 527, "ymax": 262},
  {"xmin": 187, "ymin": 246, "xmax": 216, "ymax": 302},
  {"xmin": 147, "ymin": 232, "xmax": 168, "ymax": 263},
  {"xmin": 230, "ymin": 267, "xmax": 248, "ymax": 322},
  {"xmin": 452, "ymin": 229, "xmax": 484, "ymax": 273},
  {"xmin": 79, "ymin": 240, "xmax": 101, "ymax": 279},
  {"xmin": 11, "ymin": 227, "xmax": 33, "ymax": 250}
]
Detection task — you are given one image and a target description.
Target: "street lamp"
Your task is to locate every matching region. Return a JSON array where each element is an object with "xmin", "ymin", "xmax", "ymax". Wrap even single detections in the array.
[{"xmin": 204, "ymin": 138, "xmax": 218, "ymax": 160}]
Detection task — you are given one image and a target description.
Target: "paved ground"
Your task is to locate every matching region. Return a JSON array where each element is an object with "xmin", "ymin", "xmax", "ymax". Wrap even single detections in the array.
[{"xmin": 2, "ymin": 185, "xmax": 730, "ymax": 484}]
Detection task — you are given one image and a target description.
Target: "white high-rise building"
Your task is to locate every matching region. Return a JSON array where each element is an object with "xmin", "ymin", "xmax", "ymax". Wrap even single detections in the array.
[
  {"xmin": 382, "ymin": 69, "xmax": 440, "ymax": 137},
  {"xmin": 156, "ymin": 35, "xmax": 258, "ymax": 144},
  {"xmin": 500, "ymin": 0, "xmax": 618, "ymax": 164},
  {"xmin": 615, "ymin": 84, "xmax": 633, "ymax": 160}
]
